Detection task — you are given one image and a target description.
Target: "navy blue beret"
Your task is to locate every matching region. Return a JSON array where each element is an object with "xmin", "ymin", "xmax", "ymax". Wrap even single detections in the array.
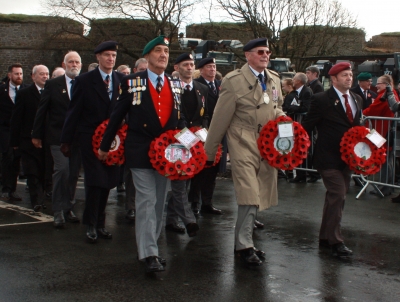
[
  {"xmin": 197, "ymin": 57, "xmax": 216, "ymax": 69},
  {"xmin": 94, "ymin": 41, "xmax": 118, "ymax": 54},
  {"xmin": 175, "ymin": 53, "xmax": 194, "ymax": 64},
  {"xmin": 243, "ymin": 38, "xmax": 269, "ymax": 51}
]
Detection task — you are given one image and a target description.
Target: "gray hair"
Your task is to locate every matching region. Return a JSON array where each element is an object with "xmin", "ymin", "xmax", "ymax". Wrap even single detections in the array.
[
  {"xmin": 32, "ymin": 65, "xmax": 48, "ymax": 75},
  {"xmin": 64, "ymin": 51, "xmax": 81, "ymax": 64},
  {"xmin": 305, "ymin": 66, "xmax": 320, "ymax": 77},
  {"xmin": 294, "ymin": 72, "xmax": 307, "ymax": 85},
  {"xmin": 134, "ymin": 58, "xmax": 148, "ymax": 68},
  {"xmin": 117, "ymin": 65, "xmax": 131, "ymax": 73}
]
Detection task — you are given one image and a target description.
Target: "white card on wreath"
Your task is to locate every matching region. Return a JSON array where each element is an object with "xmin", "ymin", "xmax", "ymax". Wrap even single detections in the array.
[
  {"xmin": 174, "ymin": 127, "xmax": 200, "ymax": 149},
  {"xmin": 278, "ymin": 121, "xmax": 294, "ymax": 138},
  {"xmin": 195, "ymin": 128, "xmax": 208, "ymax": 142},
  {"xmin": 366, "ymin": 129, "xmax": 386, "ymax": 148}
]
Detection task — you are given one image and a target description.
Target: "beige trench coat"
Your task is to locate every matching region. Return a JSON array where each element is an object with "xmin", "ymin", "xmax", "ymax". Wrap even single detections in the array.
[{"xmin": 204, "ymin": 63, "xmax": 284, "ymax": 211}]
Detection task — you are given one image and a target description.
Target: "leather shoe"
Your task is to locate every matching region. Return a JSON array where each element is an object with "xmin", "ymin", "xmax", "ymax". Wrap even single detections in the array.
[
  {"xmin": 117, "ymin": 183, "xmax": 126, "ymax": 193},
  {"xmin": 65, "ymin": 210, "xmax": 80, "ymax": 223},
  {"xmin": 8, "ymin": 192, "xmax": 22, "ymax": 201},
  {"xmin": 307, "ymin": 176, "xmax": 321, "ymax": 183},
  {"xmin": 289, "ymin": 176, "xmax": 306, "ymax": 183},
  {"xmin": 319, "ymin": 239, "xmax": 331, "ymax": 249},
  {"xmin": 238, "ymin": 248, "xmax": 262, "ymax": 266},
  {"xmin": 86, "ymin": 226, "xmax": 97, "ymax": 243},
  {"xmin": 234, "ymin": 247, "xmax": 265, "ymax": 259},
  {"xmin": 158, "ymin": 257, "xmax": 167, "ymax": 266},
  {"xmin": 254, "ymin": 219, "xmax": 264, "ymax": 229},
  {"xmin": 125, "ymin": 209, "xmax": 135, "ymax": 221},
  {"xmin": 97, "ymin": 228, "xmax": 112, "ymax": 239},
  {"xmin": 145, "ymin": 256, "xmax": 165, "ymax": 273},
  {"xmin": 186, "ymin": 222, "xmax": 199, "ymax": 237},
  {"xmin": 165, "ymin": 223, "xmax": 186, "ymax": 234},
  {"xmin": 331, "ymin": 243, "xmax": 353, "ymax": 257},
  {"xmin": 53, "ymin": 211, "xmax": 65, "ymax": 229},
  {"xmin": 201, "ymin": 204, "xmax": 222, "ymax": 215},
  {"xmin": 33, "ymin": 204, "xmax": 42, "ymax": 212},
  {"xmin": 0, "ymin": 192, "xmax": 10, "ymax": 201},
  {"xmin": 191, "ymin": 202, "xmax": 200, "ymax": 216}
]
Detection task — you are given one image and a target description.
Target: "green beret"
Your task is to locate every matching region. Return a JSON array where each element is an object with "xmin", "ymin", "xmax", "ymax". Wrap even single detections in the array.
[
  {"xmin": 357, "ymin": 72, "xmax": 372, "ymax": 81},
  {"xmin": 142, "ymin": 36, "xmax": 170, "ymax": 56}
]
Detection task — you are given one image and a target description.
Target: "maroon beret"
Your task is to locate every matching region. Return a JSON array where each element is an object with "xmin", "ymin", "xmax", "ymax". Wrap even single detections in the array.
[{"xmin": 328, "ymin": 62, "xmax": 351, "ymax": 76}]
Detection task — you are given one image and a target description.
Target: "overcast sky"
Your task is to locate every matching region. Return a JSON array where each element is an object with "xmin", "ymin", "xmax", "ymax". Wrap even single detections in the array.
[{"xmin": 2, "ymin": 0, "xmax": 398, "ymax": 40}]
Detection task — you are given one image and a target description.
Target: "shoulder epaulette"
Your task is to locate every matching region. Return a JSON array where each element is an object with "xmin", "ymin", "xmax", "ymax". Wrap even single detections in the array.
[{"xmin": 225, "ymin": 69, "xmax": 242, "ymax": 79}]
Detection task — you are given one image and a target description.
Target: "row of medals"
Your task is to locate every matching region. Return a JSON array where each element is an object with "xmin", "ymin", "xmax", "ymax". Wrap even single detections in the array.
[{"xmin": 128, "ymin": 77, "xmax": 147, "ymax": 105}]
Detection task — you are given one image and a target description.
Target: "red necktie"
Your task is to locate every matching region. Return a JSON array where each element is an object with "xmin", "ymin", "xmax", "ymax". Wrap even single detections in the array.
[{"xmin": 343, "ymin": 94, "xmax": 353, "ymax": 123}]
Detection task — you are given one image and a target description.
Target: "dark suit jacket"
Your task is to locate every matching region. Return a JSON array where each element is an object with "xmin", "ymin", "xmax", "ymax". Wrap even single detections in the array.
[
  {"xmin": 194, "ymin": 76, "xmax": 221, "ymax": 123},
  {"xmin": 32, "ymin": 75, "xmax": 71, "ymax": 145},
  {"xmin": 100, "ymin": 70, "xmax": 179, "ymax": 169},
  {"xmin": 302, "ymin": 86, "xmax": 363, "ymax": 170},
  {"xmin": 181, "ymin": 80, "xmax": 209, "ymax": 128},
  {"xmin": 0, "ymin": 81, "xmax": 28, "ymax": 152},
  {"xmin": 350, "ymin": 85, "xmax": 377, "ymax": 110},
  {"xmin": 284, "ymin": 85, "xmax": 312, "ymax": 115},
  {"xmin": 60, "ymin": 67, "xmax": 125, "ymax": 188},
  {"xmin": 10, "ymin": 83, "xmax": 41, "ymax": 147},
  {"xmin": 308, "ymin": 79, "xmax": 324, "ymax": 94}
]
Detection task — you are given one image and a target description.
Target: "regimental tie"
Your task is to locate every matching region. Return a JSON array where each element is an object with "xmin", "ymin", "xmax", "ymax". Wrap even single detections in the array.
[
  {"xmin": 364, "ymin": 90, "xmax": 368, "ymax": 99},
  {"xmin": 258, "ymin": 73, "xmax": 265, "ymax": 85},
  {"xmin": 156, "ymin": 76, "xmax": 163, "ymax": 93},
  {"xmin": 209, "ymin": 81, "xmax": 217, "ymax": 95},
  {"xmin": 104, "ymin": 75, "xmax": 110, "ymax": 93},
  {"xmin": 185, "ymin": 84, "xmax": 191, "ymax": 91},
  {"xmin": 40, "ymin": 89, "xmax": 44, "ymax": 94},
  {"xmin": 343, "ymin": 94, "xmax": 354, "ymax": 123},
  {"xmin": 70, "ymin": 79, "xmax": 75, "ymax": 99}
]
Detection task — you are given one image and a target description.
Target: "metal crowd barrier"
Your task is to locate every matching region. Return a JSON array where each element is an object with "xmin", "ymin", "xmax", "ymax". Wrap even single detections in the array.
[{"xmin": 290, "ymin": 114, "xmax": 400, "ymax": 199}]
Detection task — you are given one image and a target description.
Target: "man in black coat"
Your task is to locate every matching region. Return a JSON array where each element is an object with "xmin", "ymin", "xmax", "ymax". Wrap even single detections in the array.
[
  {"xmin": 303, "ymin": 62, "xmax": 363, "ymax": 258},
  {"xmin": 10, "ymin": 65, "xmax": 49, "ymax": 210},
  {"xmin": 306, "ymin": 66, "xmax": 324, "ymax": 94},
  {"xmin": 60, "ymin": 41, "xmax": 124, "ymax": 242},
  {"xmin": 350, "ymin": 72, "xmax": 377, "ymax": 110},
  {"xmin": 99, "ymin": 36, "xmax": 193, "ymax": 273},
  {"xmin": 0, "ymin": 63, "xmax": 27, "ymax": 202},
  {"xmin": 32, "ymin": 51, "xmax": 82, "ymax": 228},
  {"xmin": 188, "ymin": 57, "xmax": 224, "ymax": 216}
]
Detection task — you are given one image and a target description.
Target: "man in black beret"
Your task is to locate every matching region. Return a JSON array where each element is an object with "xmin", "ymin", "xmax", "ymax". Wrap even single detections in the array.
[
  {"xmin": 303, "ymin": 62, "xmax": 362, "ymax": 258},
  {"xmin": 60, "ymin": 40, "xmax": 124, "ymax": 242},
  {"xmin": 350, "ymin": 72, "xmax": 377, "ymax": 110},
  {"xmin": 188, "ymin": 57, "xmax": 224, "ymax": 216}
]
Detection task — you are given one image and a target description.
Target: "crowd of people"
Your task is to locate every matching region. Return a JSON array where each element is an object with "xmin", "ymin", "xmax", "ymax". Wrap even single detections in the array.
[{"xmin": 1, "ymin": 36, "xmax": 400, "ymax": 273}]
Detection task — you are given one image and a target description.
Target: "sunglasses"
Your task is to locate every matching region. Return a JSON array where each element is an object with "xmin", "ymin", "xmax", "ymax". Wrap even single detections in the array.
[{"xmin": 250, "ymin": 50, "xmax": 272, "ymax": 56}]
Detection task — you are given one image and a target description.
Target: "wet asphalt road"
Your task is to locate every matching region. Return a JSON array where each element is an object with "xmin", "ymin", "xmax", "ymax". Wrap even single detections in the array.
[{"xmin": 0, "ymin": 175, "xmax": 400, "ymax": 302}]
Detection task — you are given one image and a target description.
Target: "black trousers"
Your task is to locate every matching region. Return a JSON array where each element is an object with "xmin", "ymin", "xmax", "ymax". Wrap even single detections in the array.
[
  {"xmin": 188, "ymin": 164, "xmax": 219, "ymax": 206},
  {"xmin": 1, "ymin": 147, "xmax": 20, "ymax": 193},
  {"xmin": 82, "ymin": 185, "xmax": 110, "ymax": 228}
]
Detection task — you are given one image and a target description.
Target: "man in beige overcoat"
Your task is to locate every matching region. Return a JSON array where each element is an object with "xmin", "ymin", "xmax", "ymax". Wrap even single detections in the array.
[{"xmin": 204, "ymin": 38, "xmax": 285, "ymax": 266}]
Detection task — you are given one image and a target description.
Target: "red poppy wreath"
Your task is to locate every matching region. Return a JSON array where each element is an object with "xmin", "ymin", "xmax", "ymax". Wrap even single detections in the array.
[
  {"xmin": 92, "ymin": 119, "xmax": 128, "ymax": 166},
  {"xmin": 189, "ymin": 126, "xmax": 223, "ymax": 166},
  {"xmin": 148, "ymin": 129, "xmax": 207, "ymax": 180},
  {"xmin": 340, "ymin": 126, "xmax": 386, "ymax": 175},
  {"xmin": 257, "ymin": 115, "xmax": 310, "ymax": 170}
]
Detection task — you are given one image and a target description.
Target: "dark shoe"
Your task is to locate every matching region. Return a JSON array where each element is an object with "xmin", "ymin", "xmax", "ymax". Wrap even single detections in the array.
[
  {"xmin": 145, "ymin": 256, "xmax": 165, "ymax": 273},
  {"xmin": 33, "ymin": 204, "xmax": 42, "ymax": 212},
  {"xmin": 191, "ymin": 202, "xmax": 200, "ymax": 216},
  {"xmin": 158, "ymin": 257, "xmax": 167, "ymax": 266},
  {"xmin": 201, "ymin": 204, "xmax": 222, "ymax": 215},
  {"xmin": 289, "ymin": 176, "xmax": 306, "ymax": 183},
  {"xmin": 65, "ymin": 211, "xmax": 80, "ymax": 223},
  {"xmin": 125, "ymin": 209, "xmax": 135, "ymax": 221},
  {"xmin": 307, "ymin": 176, "xmax": 320, "ymax": 183},
  {"xmin": 53, "ymin": 212, "xmax": 65, "ymax": 229},
  {"xmin": 117, "ymin": 183, "xmax": 126, "ymax": 193},
  {"xmin": 238, "ymin": 248, "xmax": 262, "ymax": 266},
  {"xmin": 392, "ymin": 194, "xmax": 400, "ymax": 203},
  {"xmin": 331, "ymin": 243, "xmax": 353, "ymax": 257},
  {"xmin": 186, "ymin": 222, "xmax": 199, "ymax": 237},
  {"xmin": 319, "ymin": 239, "xmax": 331, "ymax": 249},
  {"xmin": 97, "ymin": 228, "xmax": 112, "ymax": 239},
  {"xmin": 8, "ymin": 192, "xmax": 22, "ymax": 201},
  {"xmin": 254, "ymin": 219, "xmax": 264, "ymax": 229},
  {"xmin": 45, "ymin": 191, "xmax": 52, "ymax": 199},
  {"xmin": 165, "ymin": 223, "xmax": 186, "ymax": 234},
  {"xmin": 234, "ymin": 247, "xmax": 265, "ymax": 259},
  {"xmin": 0, "ymin": 192, "xmax": 9, "ymax": 201},
  {"xmin": 86, "ymin": 226, "xmax": 97, "ymax": 243}
]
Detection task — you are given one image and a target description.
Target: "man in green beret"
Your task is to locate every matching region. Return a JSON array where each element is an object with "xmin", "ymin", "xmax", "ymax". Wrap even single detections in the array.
[{"xmin": 350, "ymin": 72, "xmax": 377, "ymax": 109}]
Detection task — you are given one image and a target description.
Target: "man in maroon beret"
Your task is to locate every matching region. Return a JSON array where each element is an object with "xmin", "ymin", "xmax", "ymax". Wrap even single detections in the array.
[{"xmin": 302, "ymin": 62, "xmax": 363, "ymax": 258}]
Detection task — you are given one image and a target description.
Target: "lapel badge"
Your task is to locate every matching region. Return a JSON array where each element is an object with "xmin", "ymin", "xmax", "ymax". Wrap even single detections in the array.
[
  {"xmin": 62, "ymin": 89, "xmax": 66, "ymax": 93},
  {"xmin": 335, "ymin": 100, "xmax": 339, "ymax": 106}
]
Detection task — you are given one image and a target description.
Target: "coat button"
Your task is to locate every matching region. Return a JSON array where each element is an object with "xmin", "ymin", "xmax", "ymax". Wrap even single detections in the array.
[
  {"xmin": 257, "ymin": 105, "xmax": 260, "ymax": 109},
  {"xmin": 274, "ymin": 105, "xmax": 276, "ymax": 109}
]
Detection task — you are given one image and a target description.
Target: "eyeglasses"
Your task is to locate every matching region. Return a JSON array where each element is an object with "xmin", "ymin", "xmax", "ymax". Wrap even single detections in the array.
[{"xmin": 250, "ymin": 50, "xmax": 272, "ymax": 56}]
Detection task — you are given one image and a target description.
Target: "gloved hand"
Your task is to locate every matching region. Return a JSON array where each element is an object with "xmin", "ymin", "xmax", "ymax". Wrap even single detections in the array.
[
  {"xmin": 60, "ymin": 143, "xmax": 71, "ymax": 157},
  {"xmin": 386, "ymin": 84, "xmax": 394, "ymax": 96}
]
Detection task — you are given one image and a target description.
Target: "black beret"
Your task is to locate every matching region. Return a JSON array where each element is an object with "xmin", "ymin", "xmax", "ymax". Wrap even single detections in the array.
[
  {"xmin": 174, "ymin": 53, "xmax": 194, "ymax": 64},
  {"xmin": 197, "ymin": 57, "xmax": 216, "ymax": 69},
  {"xmin": 328, "ymin": 62, "xmax": 351, "ymax": 76},
  {"xmin": 94, "ymin": 41, "xmax": 118, "ymax": 54},
  {"xmin": 142, "ymin": 36, "xmax": 169, "ymax": 56},
  {"xmin": 243, "ymin": 38, "xmax": 269, "ymax": 51}
]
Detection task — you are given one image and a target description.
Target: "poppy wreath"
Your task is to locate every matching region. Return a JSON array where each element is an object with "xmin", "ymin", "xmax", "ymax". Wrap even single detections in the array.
[
  {"xmin": 257, "ymin": 115, "xmax": 310, "ymax": 170},
  {"xmin": 148, "ymin": 129, "xmax": 207, "ymax": 180},
  {"xmin": 340, "ymin": 126, "xmax": 386, "ymax": 175},
  {"xmin": 92, "ymin": 119, "xmax": 128, "ymax": 166},
  {"xmin": 189, "ymin": 126, "xmax": 223, "ymax": 166}
]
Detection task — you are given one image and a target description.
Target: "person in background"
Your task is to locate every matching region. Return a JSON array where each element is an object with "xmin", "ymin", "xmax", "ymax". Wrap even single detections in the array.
[
  {"xmin": 133, "ymin": 58, "xmax": 148, "ymax": 73},
  {"xmin": 52, "ymin": 67, "xmax": 65, "ymax": 79},
  {"xmin": 350, "ymin": 72, "xmax": 377, "ymax": 110},
  {"xmin": 305, "ymin": 66, "xmax": 324, "ymax": 94},
  {"xmin": 116, "ymin": 65, "xmax": 131, "ymax": 75},
  {"xmin": 87, "ymin": 63, "xmax": 98, "ymax": 72}
]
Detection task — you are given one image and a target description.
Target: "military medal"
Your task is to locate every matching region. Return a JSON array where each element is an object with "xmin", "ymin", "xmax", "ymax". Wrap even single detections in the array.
[
  {"xmin": 272, "ymin": 87, "xmax": 278, "ymax": 102},
  {"xmin": 119, "ymin": 84, "xmax": 122, "ymax": 95},
  {"xmin": 136, "ymin": 92, "xmax": 141, "ymax": 105},
  {"xmin": 200, "ymin": 96, "xmax": 205, "ymax": 116},
  {"xmin": 264, "ymin": 93, "xmax": 270, "ymax": 104}
]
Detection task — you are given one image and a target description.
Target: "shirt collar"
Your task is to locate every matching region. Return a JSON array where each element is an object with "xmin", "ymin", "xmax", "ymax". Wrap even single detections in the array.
[
  {"xmin": 248, "ymin": 65, "xmax": 264, "ymax": 78},
  {"xmin": 296, "ymin": 85, "xmax": 304, "ymax": 95},
  {"xmin": 98, "ymin": 67, "xmax": 112, "ymax": 80},
  {"xmin": 65, "ymin": 74, "xmax": 73, "ymax": 83},
  {"xmin": 147, "ymin": 69, "xmax": 164, "ymax": 83},
  {"xmin": 35, "ymin": 84, "xmax": 43, "ymax": 92}
]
